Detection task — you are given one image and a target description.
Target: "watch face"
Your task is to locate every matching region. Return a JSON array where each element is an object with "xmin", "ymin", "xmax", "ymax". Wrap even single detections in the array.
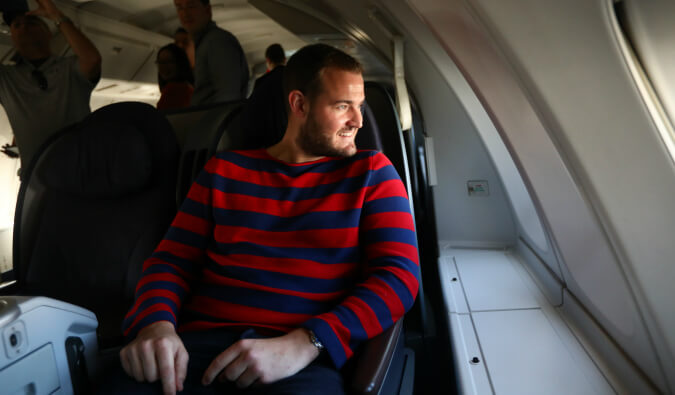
[{"xmin": 309, "ymin": 330, "xmax": 324, "ymax": 350}]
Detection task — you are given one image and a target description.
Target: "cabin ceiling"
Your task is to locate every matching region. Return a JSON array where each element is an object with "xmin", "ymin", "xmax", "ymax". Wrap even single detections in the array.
[
  {"xmin": 46, "ymin": 0, "xmax": 392, "ymax": 80},
  {"xmin": 58, "ymin": 0, "xmax": 307, "ymax": 73},
  {"xmin": 0, "ymin": 1, "xmax": 393, "ymax": 87}
]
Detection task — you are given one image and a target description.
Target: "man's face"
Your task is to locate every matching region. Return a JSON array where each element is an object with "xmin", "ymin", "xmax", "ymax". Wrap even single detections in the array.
[
  {"xmin": 174, "ymin": 0, "xmax": 211, "ymax": 35},
  {"xmin": 297, "ymin": 68, "xmax": 365, "ymax": 158},
  {"xmin": 157, "ymin": 49, "xmax": 178, "ymax": 81},
  {"xmin": 9, "ymin": 15, "xmax": 52, "ymax": 60}
]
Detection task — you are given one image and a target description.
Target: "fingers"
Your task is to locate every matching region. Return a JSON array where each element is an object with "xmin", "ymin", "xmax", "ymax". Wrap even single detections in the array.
[
  {"xmin": 27, "ymin": 0, "xmax": 59, "ymax": 18},
  {"xmin": 174, "ymin": 346, "xmax": 189, "ymax": 392},
  {"xmin": 233, "ymin": 366, "xmax": 260, "ymax": 389},
  {"xmin": 221, "ymin": 352, "xmax": 249, "ymax": 383},
  {"xmin": 213, "ymin": 342, "xmax": 261, "ymax": 389},
  {"xmin": 155, "ymin": 340, "xmax": 176, "ymax": 395},
  {"xmin": 129, "ymin": 348, "xmax": 146, "ymax": 382},
  {"xmin": 120, "ymin": 348, "xmax": 132, "ymax": 378},
  {"xmin": 140, "ymin": 342, "xmax": 158, "ymax": 383},
  {"xmin": 202, "ymin": 343, "xmax": 241, "ymax": 385}
]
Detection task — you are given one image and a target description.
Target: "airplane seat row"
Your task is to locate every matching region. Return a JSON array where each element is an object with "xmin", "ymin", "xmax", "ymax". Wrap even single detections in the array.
[
  {"xmin": 164, "ymin": 101, "xmax": 244, "ymax": 206},
  {"xmin": 0, "ymin": 79, "xmax": 436, "ymax": 393},
  {"xmin": 0, "ymin": 102, "xmax": 179, "ymax": 393},
  {"xmin": 5, "ymin": 102, "xmax": 180, "ymax": 349}
]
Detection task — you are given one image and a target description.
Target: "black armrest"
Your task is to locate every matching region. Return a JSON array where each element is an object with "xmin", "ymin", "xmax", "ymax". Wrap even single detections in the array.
[{"xmin": 349, "ymin": 318, "xmax": 404, "ymax": 394}]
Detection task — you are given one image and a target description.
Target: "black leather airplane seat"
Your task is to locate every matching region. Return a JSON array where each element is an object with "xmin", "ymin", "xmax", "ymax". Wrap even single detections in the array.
[
  {"xmin": 8, "ymin": 102, "xmax": 179, "ymax": 347},
  {"xmin": 164, "ymin": 101, "xmax": 244, "ymax": 206}
]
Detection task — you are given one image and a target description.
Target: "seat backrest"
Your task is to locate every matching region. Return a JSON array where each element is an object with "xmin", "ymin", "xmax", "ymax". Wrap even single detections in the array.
[
  {"xmin": 345, "ymin": 82, "xmax": 417, "ymax": 395},
  {"xmin": 162, "ymin": 102, "xmax": 232, "ymax": 150},
  {"xmin": 11, "ymin": 102, "xmax": 179, "ymax": 346},
  {"xmin": 238, "ymin": 65, "xmax": 287, "ymax": 149},
  {"xmin": 170, "ymin": 101, "xmax": 243, "ymax": 206},
  {"xmin": 358, "ymin": 82, "xmax": 412, "ymax": 191}
]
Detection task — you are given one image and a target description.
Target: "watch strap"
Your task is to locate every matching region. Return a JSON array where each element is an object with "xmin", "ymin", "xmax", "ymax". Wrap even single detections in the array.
[{"xmin": 307, "ymin": 329, "xmax": 324, "ymax": 351}]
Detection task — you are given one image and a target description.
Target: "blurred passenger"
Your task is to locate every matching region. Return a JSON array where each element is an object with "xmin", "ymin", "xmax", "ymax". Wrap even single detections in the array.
[
  {"xmin": 252, "ymin": 43, "xmax": 286, "ymax": 93},
  {"xmin": 156, "ymin": 43, "xmax": 194, "ymax": 110},
  {"xmin": 173, "ymin": 27, "xmax": 195, "ymax": 68},
  {"xmin": 174, "ymin": 0, "xmax": 249, "ymax": 106},
  {"xmin": 0, "ymin": 0, "xmax": 101, "ymax": 170},
  {"xmin": 241, "ymin": 43, "xmax": 287, "ymax": 148}
]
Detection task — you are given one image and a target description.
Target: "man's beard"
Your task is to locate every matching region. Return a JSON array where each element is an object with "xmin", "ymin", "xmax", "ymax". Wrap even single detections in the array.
[{"xmin": 296, "ymin": 112, "xmax": 357, "ymax": 158}]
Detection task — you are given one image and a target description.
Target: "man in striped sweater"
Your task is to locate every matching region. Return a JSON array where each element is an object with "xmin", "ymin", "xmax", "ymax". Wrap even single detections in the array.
[{"xmin": 114, "ymin": 44, "xmax": 419, "ymax": 394}]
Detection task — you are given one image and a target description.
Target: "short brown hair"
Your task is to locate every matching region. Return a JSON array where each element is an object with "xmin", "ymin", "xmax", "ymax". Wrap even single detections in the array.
[
  {"xmin": 283, "ymin": 43, "xmax": 363, "ymax": 111},
  {"xmin": 265, "ymin": 43, "xmax": 286, "ymax": 66}
]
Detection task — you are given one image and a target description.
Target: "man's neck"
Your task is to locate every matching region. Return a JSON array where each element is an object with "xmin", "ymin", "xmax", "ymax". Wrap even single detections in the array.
[{"xmin": 266, "ymin": 134, "xmax": 325, "ymax": 164}]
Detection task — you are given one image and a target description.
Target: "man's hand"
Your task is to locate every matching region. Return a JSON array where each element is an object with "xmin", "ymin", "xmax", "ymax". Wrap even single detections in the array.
[
  {"xmin": 26, "ymin": 0, "xmax": 64, "ymax": 22},
  {"xmin": 1, "ymin": 144, "xmax": 18, "ymax": 158},
  {"xmin": 28, "ymin": 0, "xmax": 102, "ymax": 82},
  {"xmin": 120, "ymin": 321, "xmax": 189, "ymax": 395},
  {"xmin": 202, "ymin": 328, "xmax": 321, "ymax": 389}
]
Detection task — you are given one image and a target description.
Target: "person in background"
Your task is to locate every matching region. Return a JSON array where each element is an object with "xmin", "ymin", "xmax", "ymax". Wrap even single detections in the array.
[
  {"xmin": 252, "ymin": 43, "xmax": 285, "ymax": 93},
  {"xmin": 240, "ymin": 43, "xmax": 287, "ymax": 148},
  {"xmin": 0, "ymin": 0, "xmax": 101, "ymax": 170},
  {"xmin": 173, "ymin": 27, "xmax": 194, "ymax": 68},
  {"xmin": 156, "ymin": 43, "xmax": 194, "ymax": 111},
  {"xmin": 174, "ymin": 0, "xmax": 249, "ymax": 106}
]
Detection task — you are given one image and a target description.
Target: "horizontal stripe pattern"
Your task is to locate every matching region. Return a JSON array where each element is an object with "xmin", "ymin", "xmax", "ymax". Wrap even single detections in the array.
[{"xmin": 123, "ymin": 149, "xmax": 419, "ymax": 368}]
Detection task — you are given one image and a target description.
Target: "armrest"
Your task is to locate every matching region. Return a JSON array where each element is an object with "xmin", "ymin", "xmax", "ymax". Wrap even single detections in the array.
[{"xmin": 349, "ymin": 317, "xmax": 404, "ymax": 394}]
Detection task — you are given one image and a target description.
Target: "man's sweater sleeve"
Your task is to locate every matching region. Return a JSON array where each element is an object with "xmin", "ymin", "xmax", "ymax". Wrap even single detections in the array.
[
  {"xmin": 302, "ymin": 152, "xmax": 420, "ymax": 368},
  {"xmin": 121, "ymin": 159, "xmax": 217, "ymax": 339}
]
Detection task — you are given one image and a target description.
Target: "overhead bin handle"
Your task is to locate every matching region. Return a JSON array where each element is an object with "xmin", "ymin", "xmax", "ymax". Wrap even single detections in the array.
[
  {"xmin": 366, "ymin": 8, "xmax": 412, "ymax": 132},
  {"xmin": 393, "ymin": 37, "xmax": 412, "ymax": 132}
]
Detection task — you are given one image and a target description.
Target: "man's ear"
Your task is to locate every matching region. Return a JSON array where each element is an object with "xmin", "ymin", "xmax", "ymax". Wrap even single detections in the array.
[{"xmin": 288, "ymin": 90, "xmax": 307, "ymax": 118}]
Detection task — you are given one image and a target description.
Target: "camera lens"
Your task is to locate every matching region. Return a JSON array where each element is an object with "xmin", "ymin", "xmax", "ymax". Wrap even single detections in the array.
[{"xmin": 9, "ymin": 333, "xmax": 18, "ymax": 347}]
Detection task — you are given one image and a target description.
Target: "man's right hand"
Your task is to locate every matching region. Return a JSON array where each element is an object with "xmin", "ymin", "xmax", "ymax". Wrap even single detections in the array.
[{"xmin": 119, "ymin": 321, "xmax": 189, "ymax": 395}]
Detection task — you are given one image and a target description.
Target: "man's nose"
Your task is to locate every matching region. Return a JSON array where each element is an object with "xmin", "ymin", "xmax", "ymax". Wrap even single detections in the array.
[{"xmin": 348, "ymin": 107, "xmax": 363, "ymax": 129}]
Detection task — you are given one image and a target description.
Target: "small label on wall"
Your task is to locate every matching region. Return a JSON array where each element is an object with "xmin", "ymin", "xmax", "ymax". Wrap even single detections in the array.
[{"xmin": 468, "ymin": 180, "xmax": 489, "ymax": 196}]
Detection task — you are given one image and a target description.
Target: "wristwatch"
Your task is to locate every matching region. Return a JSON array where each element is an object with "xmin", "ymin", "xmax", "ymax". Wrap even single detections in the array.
[
  {"xmin": 54, "ymin": 16, "xmax": 72, "ymax": 27},
  {"xmin": 307, "ymin": 329, "xmax": 324, "ymax": 352}
]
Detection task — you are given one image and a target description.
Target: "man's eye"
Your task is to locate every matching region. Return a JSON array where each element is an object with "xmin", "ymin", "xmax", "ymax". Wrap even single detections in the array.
[{"xmin": 337, "ymin": 105, "xmax": 348, "ymax": 110}]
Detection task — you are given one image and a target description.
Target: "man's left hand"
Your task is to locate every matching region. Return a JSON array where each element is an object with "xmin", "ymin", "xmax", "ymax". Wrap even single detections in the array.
[{"xmin": 201, "ymin": 328, "xmax": 321, "ymax": 389}]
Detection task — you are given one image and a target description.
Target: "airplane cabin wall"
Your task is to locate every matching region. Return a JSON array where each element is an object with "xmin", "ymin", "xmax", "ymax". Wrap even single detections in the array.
[
  {"xmin": 325, "ymin": 0, "xmax": 520, "ymax": 248},
  {"xmin": 404, "ymin": 43, "xmax": 517, "ymax": 248},
  {"xmin": 401, "ymin": 0, "xmax": 675, "ymax": 392}
]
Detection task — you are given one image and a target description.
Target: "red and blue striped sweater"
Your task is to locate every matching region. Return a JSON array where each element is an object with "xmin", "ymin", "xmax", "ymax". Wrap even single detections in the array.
[{"xmin": 122, "ymin": 148, "xmax": 419, "ymax": 368}]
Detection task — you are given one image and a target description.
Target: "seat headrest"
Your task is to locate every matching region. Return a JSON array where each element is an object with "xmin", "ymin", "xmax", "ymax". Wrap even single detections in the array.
[{"xmin": 37, "ymin": 103, "xmax": 160, "ymax": 198}]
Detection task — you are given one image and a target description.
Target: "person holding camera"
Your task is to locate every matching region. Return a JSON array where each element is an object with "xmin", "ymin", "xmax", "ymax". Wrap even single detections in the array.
[{"xmin": 0, "ymin": 0, "xmax": 101, "ymax": 171}]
